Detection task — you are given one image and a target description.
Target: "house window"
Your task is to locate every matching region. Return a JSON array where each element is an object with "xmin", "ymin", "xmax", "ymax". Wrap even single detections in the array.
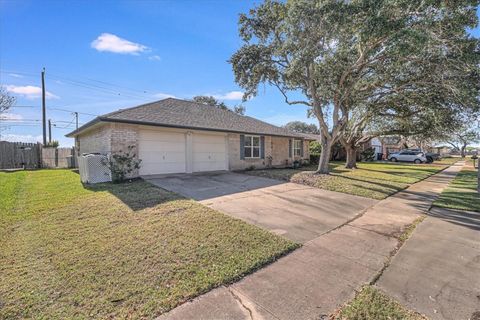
[
  {"xmin": 244, "ymin": 135, "xmax": 260, "ymax": 158},
  {"xmin": 293, "ymin": 139, "xmax": 302, "ymax": 157}
]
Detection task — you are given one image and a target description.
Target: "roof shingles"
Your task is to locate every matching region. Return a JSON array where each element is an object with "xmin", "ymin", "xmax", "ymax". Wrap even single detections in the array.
[{"xmin": 67, "ymin": 98, "xmax": 309, "ymax": 138}]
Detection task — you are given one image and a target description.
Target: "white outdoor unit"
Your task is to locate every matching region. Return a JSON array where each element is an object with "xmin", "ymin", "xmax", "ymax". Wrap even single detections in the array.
[{"xmin": 78, "ymin": 154, "xmax": 111, "ymax": 184}]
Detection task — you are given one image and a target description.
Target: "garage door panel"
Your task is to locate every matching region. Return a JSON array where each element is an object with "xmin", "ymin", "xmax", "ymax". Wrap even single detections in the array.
[
  {"xmin": 192, "ymin": 134, "xmax": 226, "ymax": 172},
  {"xmin": 193, "ymin": 143, "xmax": 225, "ymax": 153},
  {"xmin": 140, "ymin": 151, "xmax": 186, "ymax": 162},
  {"xmin": 141, "ymin": 162, "xmax": 185, "ymax": 174},
  {"xmin": 140, "ymin": 142, "xmax": 185, "ymax": 153},
  {"xmin": 139, "ymin": 130, "xmax": 186, "ymax": 175},
  {"xmin": 140, "ymin": 130, "xmax": 185, "ymax": 142}
]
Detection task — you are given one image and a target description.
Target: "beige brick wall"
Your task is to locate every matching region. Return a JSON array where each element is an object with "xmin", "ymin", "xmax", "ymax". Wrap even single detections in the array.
[
  {"xmin": 76, "ymin": 124, "xmax": 112, "ymax": 155},
  {"xmin": 227, "ymin": 133, "xmax": 310, "ymax": 170},
  {"xmin": 109, "ymin": 123, "xmax": 139, "ymax": 178}
]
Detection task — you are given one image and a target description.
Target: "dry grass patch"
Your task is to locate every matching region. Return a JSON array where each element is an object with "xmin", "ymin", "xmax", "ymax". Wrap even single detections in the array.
[
  {"xmin": 0, "ymin": 170, "xmax": 297, "ymax": 319},
  {"xmin": 331, "ymin": 286, "xmax": 427, "ymax": 320}
]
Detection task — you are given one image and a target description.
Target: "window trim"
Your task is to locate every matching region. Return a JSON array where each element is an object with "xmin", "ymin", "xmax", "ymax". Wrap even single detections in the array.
[
  {"xmin": 293, "ymin": 139, "xmax": 302, "ymax": 157},
  {"xmin": 244, "ymin": 135, "xmax": 261, "ymax": 159}
]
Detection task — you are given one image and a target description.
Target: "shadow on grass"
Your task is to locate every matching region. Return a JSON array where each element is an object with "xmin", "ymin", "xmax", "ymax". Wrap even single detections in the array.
[
  {"xmin": 429, "ymin": 206, "xmax": 480, "ymax": 231},
  {"xmin": 84, "ymin": 179, "xmax": 184, "ymax": 211}
]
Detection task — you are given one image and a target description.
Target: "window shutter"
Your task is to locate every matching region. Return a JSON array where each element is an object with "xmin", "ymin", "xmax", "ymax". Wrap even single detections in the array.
[
  {"xmin": 289, "ymin": 139, "xmax": 292, "ymax": 158},
  {"xmin": 300, "ymin": 140, "xmax": 304, "ymax": 157},
  {"xmin": 240, "ymin": 135, "xmax": 245, "ymax": 160},
  {"xmin": 260, "ymin": 136, "xmax": 265, "ymax": 159}
]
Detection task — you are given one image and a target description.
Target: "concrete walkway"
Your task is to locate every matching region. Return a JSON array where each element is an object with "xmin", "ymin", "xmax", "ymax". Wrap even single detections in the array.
[
  {"xmin": 158, "ymin": 163, "xmax": 464, "ymax": 320},
  {"xmin": 377, "ymin": 206, "xmax": 480, "ymax": 320}
]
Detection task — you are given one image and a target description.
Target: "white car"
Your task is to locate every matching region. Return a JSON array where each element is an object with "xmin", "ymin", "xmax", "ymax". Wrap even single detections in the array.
[{"xmin": 388, "ymin": 150, "xmax": 427, "ymax": 164}]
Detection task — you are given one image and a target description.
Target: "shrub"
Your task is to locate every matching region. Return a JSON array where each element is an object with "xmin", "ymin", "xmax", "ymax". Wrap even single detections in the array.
[
  {"xmin": 310, "ymin": 153, "xmax": 320, "ymax": 165},
  {"xmin": 103, "ymin": 146, "xmax": 142, "ymax": 183},
  {"xmin": 44, "ymin": 140, "xmax": 59, "ymax": 148},
  {"xmin": 310, "ymin": 140, "xmax": 321, "ymax": 154},
  {"xmin": 361, "ymin": 147, "xmax": 375, "ymax": 162}
]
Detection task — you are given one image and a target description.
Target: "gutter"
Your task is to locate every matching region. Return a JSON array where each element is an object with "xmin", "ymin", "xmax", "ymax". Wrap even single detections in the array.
[{"xmin": 66, "ymin": 117, "xmax": 316, "ymax": 140}]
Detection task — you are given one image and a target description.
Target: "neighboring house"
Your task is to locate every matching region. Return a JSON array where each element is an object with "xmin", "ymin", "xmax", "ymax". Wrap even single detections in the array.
[
  {"xmin": 66, "ymin": 98, "xmax": 312, "ymax": 176},
  {"xmin": 429, "ymin": 145, "xmax": 452, "ymax": 156},
  {"xmin": 371, "ymin": 136, "xmax": 406, "ymax": 159}
]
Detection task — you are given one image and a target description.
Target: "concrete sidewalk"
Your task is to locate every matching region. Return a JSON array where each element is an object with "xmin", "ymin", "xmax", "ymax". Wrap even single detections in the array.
[
  {"xmin": 158, "ymin": 163, "xmax": 464, "ymax": 320},
  {"xmin": 377, "ymin": 206, "xmax": 480, "ymax": 320}
]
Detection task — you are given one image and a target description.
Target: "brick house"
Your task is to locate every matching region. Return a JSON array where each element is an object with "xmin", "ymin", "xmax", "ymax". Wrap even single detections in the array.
[{"xmin": 66, "ymin": 98, "xmax": 312, "ymax": 176}]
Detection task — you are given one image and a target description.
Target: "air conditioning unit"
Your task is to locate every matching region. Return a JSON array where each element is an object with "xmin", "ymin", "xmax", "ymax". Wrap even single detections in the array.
[{"xmin": 78, "ymin": 153, "xmax": 111, "ymax": 184}]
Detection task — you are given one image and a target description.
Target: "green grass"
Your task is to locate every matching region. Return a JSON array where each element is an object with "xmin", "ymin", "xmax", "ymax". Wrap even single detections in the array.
[
  {"xmin": 434, "ymin": 167, "xmax": 479, "ymax": 212},
  {"xmin": 332, "ymin": 286, "xmax": 426, "ymax": 320},
  {"xmin": 0, "ymin": 170, "xmax": 298, "ymax": 319},
  {"xmin": 434, "ymin": 157, "xmax": 460, "ymax": 165},
  {"xmin": 245, "ymin": 161, "xmax": 449, "ymax": 200}
]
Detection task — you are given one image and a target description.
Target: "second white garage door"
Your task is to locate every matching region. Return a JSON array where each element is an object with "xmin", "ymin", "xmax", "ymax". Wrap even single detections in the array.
[
  {"xmin": 138, "ymin": 129, "xmax": 186, "ymax": 175},
  {"xmin": 192, "ymin": 133, "xmax": 227, "ymax": 172}
]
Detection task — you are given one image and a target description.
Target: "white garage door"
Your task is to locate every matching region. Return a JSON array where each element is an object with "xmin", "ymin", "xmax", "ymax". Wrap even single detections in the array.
[
  {"xmin": 138, "ymin": 129, "xmax": 186, "ymax": 175},
  {"xmin": 193, "ymin": 133, "xmax": 227, "ymax": 172}
]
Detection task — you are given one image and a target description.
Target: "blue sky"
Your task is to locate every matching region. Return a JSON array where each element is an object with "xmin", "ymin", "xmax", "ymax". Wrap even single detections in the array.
[
  {"xmin": 0, "ymin": 0, "xmax": 315, "ymax": 146},
  {"xmin": 1, "ymin": 1, "xmax": 478, "ymax": 147}
]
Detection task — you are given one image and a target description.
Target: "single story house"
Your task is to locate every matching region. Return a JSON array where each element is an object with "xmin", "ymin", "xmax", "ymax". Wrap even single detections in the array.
[{"xmin": 66, "ymin": 98, "xmax": 312, "ymax": 176}]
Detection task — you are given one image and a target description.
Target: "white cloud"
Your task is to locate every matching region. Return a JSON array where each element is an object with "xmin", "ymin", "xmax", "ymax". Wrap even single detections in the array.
[
  {"xmin": 1, "ymin": 134, "xmax": 43, "ymax": 143},
  {"xmin": 0, "ymin": 113, "xmax": 23, "ymax": 120},
  {"xmin": 153, "ymin": 92, "xmax": 176, "ymax": 99},
  {"xmin": 5, "ymin": 85, "xmax": 59, "ymax": 99},
  {"xmin": 91, "ymin": 33, "xmax": 148, "ymax": 55},
  {"xmin": 9, "ymin": 73, "xmax": 23, "ymax": 78},
  {"xmin": 148, "ymin": 55, "xmax": 161, "ymax": 61},
  {"xmin": 212, "ymin": 91, "xmax": 244, "ymax": 100}
]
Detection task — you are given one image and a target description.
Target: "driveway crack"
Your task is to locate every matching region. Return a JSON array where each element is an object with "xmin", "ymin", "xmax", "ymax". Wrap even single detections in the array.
[{"xmin": 228, "ymin": 287, "xmax": 254, "ymax": 320}]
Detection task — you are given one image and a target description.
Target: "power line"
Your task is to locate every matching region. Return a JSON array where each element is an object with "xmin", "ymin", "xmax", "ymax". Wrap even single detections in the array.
[
  {"xmin": 10, "ymin": 105, "xmax": 99, "ymax": 116},
  {"xmin": 1, "ymin": 69, "xmax": 154, "ymax": 101}
]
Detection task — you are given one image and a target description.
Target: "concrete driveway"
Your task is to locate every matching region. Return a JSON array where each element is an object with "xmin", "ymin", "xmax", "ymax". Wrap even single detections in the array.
[{"xmin": 144, "ymin": 172, "xmax": 377, "ymax": 243}]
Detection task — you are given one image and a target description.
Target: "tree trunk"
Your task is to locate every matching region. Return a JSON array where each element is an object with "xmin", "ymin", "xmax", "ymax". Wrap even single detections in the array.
[
  {"xmin": 316, "ymin": 135, "xmax": 332, "ymax": 174},
  {"xmin": 345, "ymin": 144, "xmax": 358, "ymax": 169},
  {"xmin": 461, "ymin": 144, "xmax": 467, "ymax": 158},
  {"xmin": 477, "ymin": 162, "xmax": 480, "ymax": 194}
]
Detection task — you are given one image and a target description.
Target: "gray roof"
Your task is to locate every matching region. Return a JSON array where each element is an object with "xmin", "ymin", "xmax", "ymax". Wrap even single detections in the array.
[{"xmin": 67, "ymin": 98, "xmax": 311, "ymax": 138}]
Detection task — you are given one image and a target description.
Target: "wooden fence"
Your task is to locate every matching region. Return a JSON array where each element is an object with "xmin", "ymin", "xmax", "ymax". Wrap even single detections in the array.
[
  {"xmin": 0, "ymin": 141, "xmax": 76, "ymax": 170},
  {"xmin": 0, "ymin": 142, "xmax": 42, "ymax": 169},
  {"xmin": 41, "ymin": 147, "xmax": 76, "ymax": 168}
]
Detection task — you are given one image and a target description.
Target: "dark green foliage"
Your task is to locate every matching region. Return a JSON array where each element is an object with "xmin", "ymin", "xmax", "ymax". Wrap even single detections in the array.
[
  {"xmin": 283, "ymin": 121, "xmax": 319, "ymax": 134},
  {"xmin": 230, "ymin": 0, "xmax": 480, "ymax": 173},
  {"xmin": 193, "ymin": 95, "xmax": 246, "ymax": 115},
  {"xmin": 310, "ymin": 140, "xmax": 321, "ymax": 154},
  {"xmin": 44, "ymin": 140, "xmax": 59, "ymax": 148},
  {"xmin": 361, "ymin": 147, "xmax": 375, "ymax": 162},
  {"xmin": 104, "ymin": 146, "xmax": 142, "ymax": 183}
]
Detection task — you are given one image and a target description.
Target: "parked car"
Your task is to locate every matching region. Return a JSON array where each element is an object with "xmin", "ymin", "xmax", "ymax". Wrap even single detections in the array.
[
  {"xmin": 406, "ymin": 148, "xmax": 440, "ymax": 163},
  {"xmin": 388, "ymin": 150, "xmax": 427, "ymax": 164}
]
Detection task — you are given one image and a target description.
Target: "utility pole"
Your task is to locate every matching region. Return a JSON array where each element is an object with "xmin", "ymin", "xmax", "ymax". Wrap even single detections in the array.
[
  {"xmin": 48, "ymin": 119, "xmax": 52, "ymax": 143},
  {"xmin": 41, "ymin": 68, "xmax": 47, "ymax": 145},
  {"xmin": 74, "ymin": 112, "xmax": 79, "ymax": 129}
]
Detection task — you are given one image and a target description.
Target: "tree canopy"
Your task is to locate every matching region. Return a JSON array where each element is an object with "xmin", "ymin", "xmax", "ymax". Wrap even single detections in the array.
[
  {"xmin": 283, "ymin": 121, "xmax": 319, "ymax": 134},
  {"xmin": 193, "ymin": 95, "xmax": 246, "ymax": 115},
  {"xmin": 0, "ymin": 87, "xmax": 15, "ymax": 114},
  {"xmin": 231, "ymin": 0, "xmax": 480, "ymax": 173}
]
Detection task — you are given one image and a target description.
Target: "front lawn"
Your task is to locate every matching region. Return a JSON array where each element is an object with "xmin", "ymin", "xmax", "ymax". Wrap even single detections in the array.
[
  {"xmin": 245, "ymin": 161, "xmax": 449, "ymax": 200},
  {"xmin": 331, "ymin": 286, "xmax": 426, "ymax": 320},
  {"xmin": 434, "ymin": 166, "xmax": 479, "ymax": 212},
  {"xmin": 0, "ymin": 170, "xmax": 297, "ymax": 319}
]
